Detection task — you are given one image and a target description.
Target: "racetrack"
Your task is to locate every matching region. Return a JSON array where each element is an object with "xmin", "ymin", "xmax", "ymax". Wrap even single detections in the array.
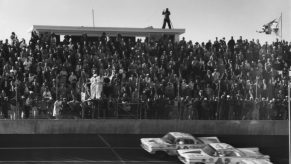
[{"xmin": 0, "ymin": 134, "xmax": 288, "ymax": 164}]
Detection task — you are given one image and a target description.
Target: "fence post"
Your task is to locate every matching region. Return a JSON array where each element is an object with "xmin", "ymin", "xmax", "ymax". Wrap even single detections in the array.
[
  {"xmin": 216, "ymin": 81, "xmax": 221, "ymax": 120},
  {"xmin": 137, "ymin": 74, "xmax": 141, "ymax": 119},
  {"xmin": 178, "ymin": 70, "xmax": 181, "ymax": 120}
]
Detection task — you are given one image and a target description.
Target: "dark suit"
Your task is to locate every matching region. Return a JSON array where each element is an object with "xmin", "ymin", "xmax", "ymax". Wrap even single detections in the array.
[{"xmin": 162, "ymin": 10, "xmax": 171, "ymax": 29}]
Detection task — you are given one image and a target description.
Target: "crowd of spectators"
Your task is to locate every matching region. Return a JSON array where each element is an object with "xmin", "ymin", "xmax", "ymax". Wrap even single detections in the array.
[{"xmin": 0, "ymin": 31, "xmax": 290, "ymax": 120}]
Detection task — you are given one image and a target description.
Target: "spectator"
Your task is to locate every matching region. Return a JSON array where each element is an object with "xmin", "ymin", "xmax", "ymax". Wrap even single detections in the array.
[
  {"xmin": 96, "ymin": 72, "xmax": 104, "ymax": 99},
  {"xmin": 1, "ymin": 96, "xmax": 9, "ymax": 119},
  {"xmin": 68, "ymin": 96, "xmax": 81, "ymax": 118},
  {"xmin": 24, "ymin": 91, "xmax": 34, "ymax": 118},
  {"xmin": 68, "ymin": 71, "xmax": 77, "ymax": 88},
  {"xmin": 90, "ymin": 73, "xmax": 98, "ymax": 99},
  {"xmin": 60, "ymin": 98, "xmax": 70, "ymax": 117},
  {"xmin": 53, "ymin": 97, "xmax": 62, "ymax": 119}
]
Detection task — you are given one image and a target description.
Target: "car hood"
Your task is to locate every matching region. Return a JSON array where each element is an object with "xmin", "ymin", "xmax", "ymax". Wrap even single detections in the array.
[
  {"xmin": 177, "ymin": 148, "xmax": 207, "ymax": 159},
  {"xmin": 240, "ymin": 158, "xmax": 273, "ymax": 164},
  {"xmin": 141, "ymin": 138, "xmax": 166, "ymax": 148},
  {"xmin": 197, "ymin": 137, "xmax": 220, "ymax": 144},
  {"xmin": 238, "ymin": 148, "xmax": 270, "ymax": 160},
  {"xmin": 177, "ymin": 149, "xmax": 273, "ymax": 164}
]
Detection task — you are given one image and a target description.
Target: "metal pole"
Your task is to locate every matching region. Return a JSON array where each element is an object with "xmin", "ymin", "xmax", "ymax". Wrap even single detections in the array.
[
  {"xmin": 92, "ymin": 9, "xmax": 95, "ymax": 28},
  {"xmin": 178, "ymin": 71, "xmax": 181, "ymax": 120},
  {"xmin": 281, "ymin": 12, "xmax": 283, "ymax": 41},
  {"xmin": 169, "ymin": 19, "xmax": 174, "ymax": 29},
  {"xmin": 55, "ymin": 74, "xmax": 58, "ymax": 119},
  {"xmin": 137, "ymin": 76, "xmax": 140, "ymax": 119},
  {"xmin": 16, "ymin": 81, "xmax": 18, "ymax": 120},
  {"xmin": 255, "ymin": 78, "xmax": 258, "ymax": 99},
  {"xmin": 56, "ymin": 74, "xmax": 58, "ymax": 102},
  {"xmin": 288, "ymin": 78, "xmax": 291, "ymax": 161},
  {"xmin": 217, "ymin": 81, "xmax": 221, "ymax": 120},
  {"xmin": 175, "ymin": 69, "xmax": 181, "ymax": 132}
]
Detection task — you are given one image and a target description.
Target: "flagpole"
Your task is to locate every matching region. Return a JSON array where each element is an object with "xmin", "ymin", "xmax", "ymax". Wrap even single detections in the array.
[
  {"xmin": 288, "ymin": 79, "xmax": 291, "ymax": 162},
  {"xmin": 92, "ymin": 9, "xmax": 95, "ymax": 28},
  {"xmin": 281, "ymin": 12, "xmax": 283, "ymax": 40}
]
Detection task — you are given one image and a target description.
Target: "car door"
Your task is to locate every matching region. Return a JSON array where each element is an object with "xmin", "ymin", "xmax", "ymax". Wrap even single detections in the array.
[
  {"xmin": 214, "ymin": 157, "xmax": 241, "ymax": 164},
  {"xmin": 215, "ymin": 150, "xmax": 242, "ymax": 164},
  {"xmin": 162, "ymin": 138, "xmax": 178, "ymax": 155}
]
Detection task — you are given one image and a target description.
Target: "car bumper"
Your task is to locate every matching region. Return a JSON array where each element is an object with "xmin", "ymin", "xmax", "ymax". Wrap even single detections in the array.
[
  {"xmin": 178, "ymin": 155, "xmax": 188, "ymax": 164},
  {"xmin": 141, "ymin": 144, "xmax": 154, "ymax": 154}
]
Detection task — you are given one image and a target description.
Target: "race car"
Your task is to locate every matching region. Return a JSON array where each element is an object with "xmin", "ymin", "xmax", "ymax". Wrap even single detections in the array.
[
  {"xmin": 140, "ymin": 132, "xmax": 220, "ymax": 156},
  {"xmin": 177, "ymin": 143, "xmax": 272, "ymax": 164}
]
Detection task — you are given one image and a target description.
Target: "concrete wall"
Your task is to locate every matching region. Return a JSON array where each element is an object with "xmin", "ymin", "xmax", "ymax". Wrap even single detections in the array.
[{"xmin": 0, "ymin": 120, "xmax": 288, "ymax": 135}]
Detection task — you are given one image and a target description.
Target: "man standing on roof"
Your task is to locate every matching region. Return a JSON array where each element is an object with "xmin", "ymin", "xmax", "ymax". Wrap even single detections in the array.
[{"xmin": 162, "ymin": 8, "xmax": 172, "ymax": 29}]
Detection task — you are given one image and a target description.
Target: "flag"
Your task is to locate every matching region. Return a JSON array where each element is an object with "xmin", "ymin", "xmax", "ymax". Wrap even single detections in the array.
[
  {"xmin": 257, "ymin": 15, "xmax": 281, "ymax": 36},
  {"xmin": 272, "ymin": 16, "xmax": 281, "ymax": 37}
]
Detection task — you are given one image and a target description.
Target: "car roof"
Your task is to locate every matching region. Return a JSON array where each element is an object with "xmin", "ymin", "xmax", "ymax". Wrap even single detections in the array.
[
  {"xmin": 168, "ymin": 132, "xmax": 195, "ymax": 139},
  {"xmin": 209, "ymin": 143, "xmax": 234, "ymax": 150}
]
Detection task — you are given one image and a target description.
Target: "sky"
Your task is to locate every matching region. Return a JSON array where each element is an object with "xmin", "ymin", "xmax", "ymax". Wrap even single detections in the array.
[{"xmin": 0, "ymin": 0, "xmax": 290, "ymax": 43}]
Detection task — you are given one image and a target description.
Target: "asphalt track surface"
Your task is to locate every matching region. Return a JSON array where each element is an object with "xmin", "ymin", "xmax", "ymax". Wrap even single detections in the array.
[{"xmin": 0, "ymin": 134, "xmax": 288, "ymax": 164}]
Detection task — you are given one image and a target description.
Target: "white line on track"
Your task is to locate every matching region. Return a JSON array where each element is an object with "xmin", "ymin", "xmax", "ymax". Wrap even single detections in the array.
[
  {"xmin": 98, "ymin": 135, "xmax": 126, "ymax": 164},
  {"xmin": 0, "ymin": 146, "xmax": 141, "ymax": 150},
  {"xmin": 0, "ymin": 161, "xmax": 172, "ymax": 163}
]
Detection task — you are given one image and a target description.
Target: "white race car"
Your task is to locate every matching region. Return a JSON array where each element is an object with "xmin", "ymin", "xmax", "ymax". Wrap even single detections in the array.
[
  {"xmin": 177, "ymin": 143, "xmax": 272, "ymax": 164},
  {"xmin": 140, "ymin": 132, "xmax": 220, "ymax": 157}
]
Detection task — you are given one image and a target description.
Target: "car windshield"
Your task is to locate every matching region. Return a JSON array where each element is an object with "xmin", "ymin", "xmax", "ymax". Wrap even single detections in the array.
[
  {"xmin": 222, "ymin": 149, "xmax": 246, "ymax": 157},
  {"xmin": 195, "ymin": 138, "xmax": 204, "ymax": 144},
  {"xmin": 202, "ymin": 145, "xmax": 217, "ymax": 157},
  {"xmin": 161, "ymin": 134, "xmax": 175, "ymax": 144}
]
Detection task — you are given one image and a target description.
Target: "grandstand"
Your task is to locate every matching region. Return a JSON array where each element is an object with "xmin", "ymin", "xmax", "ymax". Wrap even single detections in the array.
[{"xmin": 0, "ymin": 26, "xmax": 290, "ymax": 120}]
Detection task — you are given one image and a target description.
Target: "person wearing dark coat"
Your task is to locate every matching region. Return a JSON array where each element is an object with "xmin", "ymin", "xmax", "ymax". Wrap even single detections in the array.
[
  {"xmin": 227, "ymin": 36, "xmax": 235, "ymax": 55},
  {"xmin": 60, "ymin": 98, "xmax": 71, "ymax": 117},
  {"xmin": 162, "ymin": 8, "xmax": 172, "ymax": 29},
  {"xmin": 1, "ymin": 97, "xmax": 10, "ymax": 119},
  {"xmin": 24, "ymin": 93, "xmax": 33, "ymax": 119}
]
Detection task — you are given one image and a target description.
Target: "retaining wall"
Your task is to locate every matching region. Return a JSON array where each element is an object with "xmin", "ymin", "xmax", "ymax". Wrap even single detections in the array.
[{"xmin": 0, "ymin": 119, "xmax": 288, "ymax": 135}]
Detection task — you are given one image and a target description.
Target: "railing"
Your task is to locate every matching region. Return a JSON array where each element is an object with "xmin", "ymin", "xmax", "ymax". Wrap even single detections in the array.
[{"xmin": 1, "ymin": 98, "xmax": 288, "ymax": 120}]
